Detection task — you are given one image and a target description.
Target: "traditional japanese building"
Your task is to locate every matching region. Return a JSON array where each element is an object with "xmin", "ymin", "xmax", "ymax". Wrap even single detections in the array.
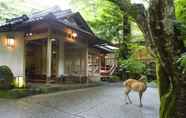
[{"xmin": 0, "ymin": 6, "xmax": 117, "ymax": 83}]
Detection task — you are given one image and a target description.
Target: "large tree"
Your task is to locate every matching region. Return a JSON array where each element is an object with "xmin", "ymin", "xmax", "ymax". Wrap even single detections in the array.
[
  {"xmin": 70, "ymin": 0, "xmax": 131, "ymax": 59},
  {"xmin": 69, "ymin": 0, "xmax": 124, "ymax": 43},
  {"xmin": 0, "ymin": 0, "xmax": 26, "ymax": 22},
  {"xmin": 109, "ymin": 0, "xmax": 186, "ymax": 118},
  {"xmin": 0, "ymin": 0, "xmax": 41, "ymax": 23}
]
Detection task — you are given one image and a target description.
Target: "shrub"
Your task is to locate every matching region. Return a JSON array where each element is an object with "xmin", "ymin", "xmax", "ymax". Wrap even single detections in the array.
[
  {"xmin": 0, "ymin": 65, "xmax": 14, "ymax": 89},
  {"xmin": 108, "ymin": 76, "xmax": 120, "ymax": 82},
  {"xmin": 119, "ymin": 58, "xmax": 146, "ymax": 75}
]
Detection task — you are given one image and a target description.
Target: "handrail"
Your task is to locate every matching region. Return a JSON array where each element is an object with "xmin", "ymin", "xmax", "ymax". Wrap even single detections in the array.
[{"xmin": 100, "ymin": 63, "xmax": 117, "ymax": 76}]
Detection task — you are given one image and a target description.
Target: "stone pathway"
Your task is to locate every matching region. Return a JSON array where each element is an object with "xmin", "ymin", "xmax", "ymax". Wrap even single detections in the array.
[{"xmin": 0, "ymin": 82, "xmax": 159, "ymax": 118}]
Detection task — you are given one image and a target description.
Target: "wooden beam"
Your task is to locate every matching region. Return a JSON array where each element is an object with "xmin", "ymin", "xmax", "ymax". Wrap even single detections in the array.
[
  {"xmin": 85, "ymin": 46, "xmax": 89, "ymax": 85},
  {"xmin": 46, "ymin": 34, "xmax": 52, "ymax": 83},
  {"xmin": 26, "ymin": 32, "xmax": 48, "ymax": 41}
]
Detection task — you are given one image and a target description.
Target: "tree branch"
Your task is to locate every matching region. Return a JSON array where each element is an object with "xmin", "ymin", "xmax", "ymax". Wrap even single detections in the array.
[
  {"xmin": 108, "ymin": 0, "xmax": 146, "ymax": 21},
  {"xmin": 109, "ymin": 0, "xmax": 158, "ymax": 56}
]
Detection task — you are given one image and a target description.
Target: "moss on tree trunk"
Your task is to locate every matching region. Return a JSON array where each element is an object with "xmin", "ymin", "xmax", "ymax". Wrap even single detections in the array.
[{"xmin": 156, "ymin": 61, "xmax": 176, "ymax": 118}]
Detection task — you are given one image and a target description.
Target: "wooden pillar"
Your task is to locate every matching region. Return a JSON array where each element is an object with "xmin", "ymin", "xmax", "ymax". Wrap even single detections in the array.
[
  {"xmin": 46, "ymin": 38, "xmax": 52, "ymax": 83},
  {"xmin": 58, "ymin": 38, "xmax": 64, "ymax": 78},
  {"xmin": 85, "ymin": 47, "xmax": 88, "ymax": 77},
  {"xmin": 92, "ymin": 55, "xmax": 94, "ymax": 76},
  {"xmin": 85, "ymin": 47, "xmax": 89, "ymax": 85},
  {"xmin": 99, "ymin": 54, "xmax": 101, "ymax": 74},
  {"xmin": 104, "ymin": 54, "xmax": 106, "ymax": 71},
  {"xmin": 42, "ymin": 41, "xmax": 46, "ymax": 75},
  {"xmin": 79, "ymin": 52, "xmax": 82, "ymax": 84}
]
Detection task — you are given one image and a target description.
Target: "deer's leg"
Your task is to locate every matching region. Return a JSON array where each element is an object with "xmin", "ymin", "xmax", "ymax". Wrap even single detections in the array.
[
  {"xmin": 125, "ymin": 88, "xmax": 132, "ymax": 104},
  {"xmin": 124, "ymin": 89, "xmax": 128, "ymax": 104},
  {"xmin": 139, "ymin": 92, "xmax": 143, "ymax": 107},
  {"xmin": 127, "ymin": 94, "xmax": 132, "ymax": 104}
]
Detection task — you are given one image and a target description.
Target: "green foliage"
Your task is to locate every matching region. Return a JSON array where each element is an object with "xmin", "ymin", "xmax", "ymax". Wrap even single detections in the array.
[
  {"xmin": 0, "ymin": 90, "xmax": 15, "ymax": 98},
  {"xmin": 109, "ymin": 75, "xmax": 120, "ymax": 82},
  {"xmin": 130, "ymin": 22, "xmax": 144, "ymax": 41},
  {"xmin": 115, "ymin": 44, "xmax": 130, "ymax": 59},
  {"xmin": 0, "ymin": 65, "xmax": 14, "ymax": 89},
  {"xmin": 174, "ymin": 22, "xmax": 186, "ymax": 43},
  {"xmin": 176, "ymin": 0, "xmax": 186, "ymax": 24},
  {"xmin": 0, "ymin": 0, "xmax": 23, "ymax": 22},
  {"xmin": 177, "ymin": 53, "xmax": 186, "ymax": 73},
  {"xmin": 0, "ymin": 0, "xmax": 39, "ymax": 23},
  {"xmin": 115, "ymin": 34, "xmax": 145, "ymax": 60},
  {"xmin": 70, "ymin": 0, "xmax": 124, "ymax": 42},
  {"xmin": 119, "ymin": 57, "xmax": 146, "ymax": 74},
  {"xmin": 175, "ymin": 0, "xmax": 186, "ymax": 42},
  {"xmin": 129, "ymin": 44, "xmax": 145, "ymax": 55}
]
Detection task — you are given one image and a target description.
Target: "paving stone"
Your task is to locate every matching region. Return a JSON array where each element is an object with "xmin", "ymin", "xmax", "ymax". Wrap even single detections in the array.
[{"xmin": 0, "ymin": 82, "xmax": 159, "ymax": 118}]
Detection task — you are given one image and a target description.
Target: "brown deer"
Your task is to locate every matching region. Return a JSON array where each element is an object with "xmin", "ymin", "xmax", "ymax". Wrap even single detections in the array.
[{"xmin": 123, "ymin": 75, "xmax": 147, "ymax": 107}]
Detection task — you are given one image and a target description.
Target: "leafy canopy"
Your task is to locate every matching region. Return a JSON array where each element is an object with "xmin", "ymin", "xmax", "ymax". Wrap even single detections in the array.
[
  {"xmin": 176, "ymin": 0, "xmax": 186, "ymax": 24},
  {"xmin": 69, "ymin": 0, "xmax": 124, "ymax": 42}
]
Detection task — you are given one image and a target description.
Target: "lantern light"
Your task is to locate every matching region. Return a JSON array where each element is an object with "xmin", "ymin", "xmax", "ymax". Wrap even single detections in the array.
[
  {"xmin": 105, "ymin": 55, "xmax": 108, "ymax": 58},
  {"xmin": 51, "ymin": 38, "xmax": 56, "ymax": 42},
  {"xmin": 25, "ymin": 32, "xmax": 33, "ymax": 40},
  {"xmin": 7, "ymin": 33, "xmax": 15, "ymax": 48},
  {"xmin": 64, "ymin": 27, "xmax": 78, "ymax": 42},
  {"xmin": 72, "ymin": 32, "xmax": 77, "ymax": 38},
  {"xmin": 14, "ymin": 76, "xmax": 26, "ymax": 88},
  {"xmin": 29, "ymin": 33, "xmax": 32, "ymax": 36}
]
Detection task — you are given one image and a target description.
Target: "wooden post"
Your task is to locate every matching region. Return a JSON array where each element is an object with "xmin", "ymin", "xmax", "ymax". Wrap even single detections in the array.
[
  {"xmin": 99, "ymin": 54, "xmax": 101, "ymax": 74},
  {"xmin": 85, "ymin": 47, "xmax": 89, "ymax": 85},
  {"xmin": 79, "ymin": 53, "xmax": 82, "ymax": 84},
  {"xmin": 92, "ymin": 55, "xmax": 94, "ymax": 76},
  {"xmin": 104, "ymin": 54, "xmax": 106, "ymax": 71},
  {"xmin": 42, "ymin": 40, "xmax": 46, "ymax": 76},
  {"xmin": 46, "ymin": 37, "xmax": 52, "ymax": 83},
  {"xmin": 58, "ymin": 37, "xmax": 64, "ymax": 78}
]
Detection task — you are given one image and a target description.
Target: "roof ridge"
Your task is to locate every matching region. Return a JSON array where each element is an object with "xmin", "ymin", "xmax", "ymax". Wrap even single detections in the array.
[
  {"xmin": 30, "ymin": 6, "xmax": 61, "ymax": 16},
  {"xmin": 29, "ymin": 6, "xmax": 73, "ymax": 21},
  {"xmin": 30, "ymin": 6, "xmax": 72, "ymax": 17}
]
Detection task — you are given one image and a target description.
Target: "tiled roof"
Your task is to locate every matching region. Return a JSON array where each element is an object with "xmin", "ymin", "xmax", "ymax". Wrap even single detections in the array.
[
  {"xmin": 0, "ymin": 6, "xmax": 115, "ymax": 52},
  {"xmin": 94, "ymin": 44, "xmax": 118, "ymax": 53},
  {"xmin": 28, "ymin": 6, "xmax": 73, "ymax": 23},
  {"xmin": 0, "ymin": 6, "xmax": 88, "ymax": 33}
]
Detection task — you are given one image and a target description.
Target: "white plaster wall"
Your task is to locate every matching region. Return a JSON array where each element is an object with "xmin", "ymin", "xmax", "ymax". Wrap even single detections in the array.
[{"xmin": 0, "ymin": 32, "xmax": 25, "ymax": 77}]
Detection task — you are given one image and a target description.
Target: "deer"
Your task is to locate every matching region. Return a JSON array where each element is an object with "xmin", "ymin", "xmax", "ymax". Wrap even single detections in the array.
[{"xmin": 123, "ymin": 75, "xmax": 147, "ymax": 107}]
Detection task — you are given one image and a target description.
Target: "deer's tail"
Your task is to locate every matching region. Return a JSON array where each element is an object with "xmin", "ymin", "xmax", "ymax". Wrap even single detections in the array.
[{"xmin": 123, "ymin": 80, "xmax": 128, "ymax": 87}]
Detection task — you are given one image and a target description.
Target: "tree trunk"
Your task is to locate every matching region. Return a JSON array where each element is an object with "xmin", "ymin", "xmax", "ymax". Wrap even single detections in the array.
[
  {"xmin": 119, "ymin": 14, "xmax": 130, "ymax": 59},
  {"xmin": 109, "ymin": 0, "xmax": 186, "ymax": 117},
  {"xmin": 148, "ymin": 0, "xmax": 186, "ymax": 117},
  {"xmin": 156, "ymin": 60, "xmax": 177, "ymax": 117}
]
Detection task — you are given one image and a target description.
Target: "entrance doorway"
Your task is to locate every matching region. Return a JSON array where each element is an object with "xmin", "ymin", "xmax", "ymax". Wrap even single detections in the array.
[{"xmin": 25, "ymin": 39, "xmax": 58, "ymax": 83}]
